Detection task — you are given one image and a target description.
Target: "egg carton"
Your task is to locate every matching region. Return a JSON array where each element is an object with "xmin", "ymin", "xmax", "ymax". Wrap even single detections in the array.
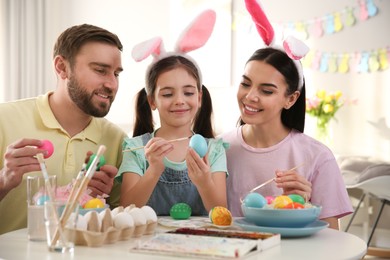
[
  {"xmin": 64, "ymin": 205, "xmax": 158, "ymax": 247},
  {"xmin": 65, "ymin": 222, "xmax": 158, "ymax": 247}
]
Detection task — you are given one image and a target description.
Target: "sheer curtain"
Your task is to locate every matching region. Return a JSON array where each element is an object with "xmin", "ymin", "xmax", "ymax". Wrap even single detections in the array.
[
  {"xmin": 1, "ymin": 0, "xmax": 55, "ymax": 102},
  {"xmin": 0, "ymin": 1, "xmax": 5, "ymax": 101}
]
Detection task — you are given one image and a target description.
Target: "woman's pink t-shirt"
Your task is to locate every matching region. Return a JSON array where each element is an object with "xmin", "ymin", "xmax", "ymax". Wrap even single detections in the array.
[{"xmin": 219, "ymin": 126, "xmax": 353, "ymax": 219}]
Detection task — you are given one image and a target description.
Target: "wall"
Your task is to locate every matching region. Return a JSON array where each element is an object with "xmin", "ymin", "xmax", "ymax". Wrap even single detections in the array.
[
  {"xmin": 1, "ymin": 0, "xmax": 390, "ymax": 160},
  {"xmin": 44, "ymin": 0, "xmax": 171, "ymax": 133},
  {"xmin": 0, "ymin": 1, "xmax": 4, "ymax": 101}
]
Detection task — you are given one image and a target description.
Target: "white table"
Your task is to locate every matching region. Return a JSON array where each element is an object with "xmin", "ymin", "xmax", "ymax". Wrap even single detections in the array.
[{"xmin": 0, "ymin": 220, "xmax": 367, "ymax": 260}]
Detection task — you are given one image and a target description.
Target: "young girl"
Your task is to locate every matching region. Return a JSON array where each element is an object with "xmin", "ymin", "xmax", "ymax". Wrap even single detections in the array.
[
  {"xmin": 116, "ymin": 10, "xmax": 228, "ymax": 216},
  {"xmin": 117, "ymin": 55, "xmax": 227, "ymax": 216},
  {"xmin": 219, "ymin": 0, "xmax": 352, "ymax": 229}
]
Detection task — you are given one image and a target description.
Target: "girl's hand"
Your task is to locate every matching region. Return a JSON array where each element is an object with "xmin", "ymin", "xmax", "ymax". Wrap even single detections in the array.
[
  {"xmin": 186, "ymin": 148, "xmax": 212, "ymax": 187},
  {"xmin": 144, "ymin": 137, "xmax": 174, "ymax": 174},
  {"xmin": 274, "ymin": 169, "xmax": 312, "ymax": 201}
]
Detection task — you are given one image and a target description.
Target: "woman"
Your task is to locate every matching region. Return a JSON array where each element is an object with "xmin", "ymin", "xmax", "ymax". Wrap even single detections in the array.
[{"xmin": 220, "ymin": 47, "xmax": 352, "ymax": 230}]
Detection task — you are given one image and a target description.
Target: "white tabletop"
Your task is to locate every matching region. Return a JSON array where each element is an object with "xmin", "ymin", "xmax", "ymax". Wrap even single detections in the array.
[{"xmin": 0, "ymin": 219, "xmax": 367, "ymax": 260}]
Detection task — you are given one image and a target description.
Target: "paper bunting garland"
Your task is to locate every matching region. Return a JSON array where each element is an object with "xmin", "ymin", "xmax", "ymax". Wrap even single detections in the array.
[
  {"xmin": 302, "ymin": 47, "xmax": 389, "ymax": 73},
  {"xmin": 233, "ymin": 0, "xmax": 379, "ymax": 39},
  {"xmin": 276, "ymin": 0, "xmax": 378, "ymax": 39},
  {"xmin": 232, "ymin": 0, "xmax": 386, "ymax": 74}
]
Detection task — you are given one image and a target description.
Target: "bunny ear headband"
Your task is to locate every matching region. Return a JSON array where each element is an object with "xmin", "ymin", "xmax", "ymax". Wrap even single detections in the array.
[
  {"xmin": 131, "ymin": 9, "xmax": 216, "ymax": 91},
  {"xmin": 245, "ymin": 0, "xmax": 309, "ymax": 90}
]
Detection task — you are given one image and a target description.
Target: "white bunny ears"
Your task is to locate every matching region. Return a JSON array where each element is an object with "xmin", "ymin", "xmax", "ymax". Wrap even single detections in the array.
[
  {"xmin": 132, "ymin": 9, "xmax": 216, "ymax": 74},
  {"xmin": 245, "ymin": 0, "xmax": 309, "ymax": 90}
]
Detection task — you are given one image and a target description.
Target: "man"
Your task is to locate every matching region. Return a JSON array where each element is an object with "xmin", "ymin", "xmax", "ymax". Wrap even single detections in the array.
[{"xmin": 0, "ymin": 24, "xmax": 127, "ymax": 234}]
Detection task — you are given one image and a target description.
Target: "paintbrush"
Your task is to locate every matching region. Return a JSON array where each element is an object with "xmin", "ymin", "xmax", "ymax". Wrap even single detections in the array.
[
  {"xmin": 240, "ymin": 163, "xmax": 305, "ymax": 203},
  {"xmin": 60, "ymin": 163, "xmax": 86, "ymax": 217},
  {"xmin": 249, "ymin": 163, "xmax": 305, "ymax": 193},
  {"xmin": 50, "ymin": 145, "xmax": 106, "ymax": 246},
  {"xmin": 122, "ymin": 136, "xmax": 191, "ymax": 152},
  {"xmin": 36, "ymin": 153, "xmax": 68, "ymax": 247}
]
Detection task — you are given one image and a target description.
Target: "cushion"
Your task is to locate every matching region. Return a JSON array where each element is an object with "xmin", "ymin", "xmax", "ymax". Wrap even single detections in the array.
[
  {"xmin": 358, "ymin": 163, "xmax": 390, "ymax": 183},
  {"xmin": 338, "ymin": 156, "xmax": 389, "ymax": 186}
]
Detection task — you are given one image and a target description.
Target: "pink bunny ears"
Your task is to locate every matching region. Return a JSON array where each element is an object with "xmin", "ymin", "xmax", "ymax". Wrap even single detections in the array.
[
  {"xmin": 245, "ymin": 0, "xmax": 309, "ymax": 90},
  {"xmin": 132, "ymin": 9, "xmax": 216, "ymax": 63}
]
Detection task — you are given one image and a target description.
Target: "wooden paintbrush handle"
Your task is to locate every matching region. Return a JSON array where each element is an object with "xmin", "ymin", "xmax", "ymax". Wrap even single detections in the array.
[{"xmin": 122, "ymin": 136, "xmax": 191, "ymax": 152}]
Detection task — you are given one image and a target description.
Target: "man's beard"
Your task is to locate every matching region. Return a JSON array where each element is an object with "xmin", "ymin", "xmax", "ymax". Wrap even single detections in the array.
[{"xmin": 67, "ymin": 75, "xmax": 114, "ymax": 117}]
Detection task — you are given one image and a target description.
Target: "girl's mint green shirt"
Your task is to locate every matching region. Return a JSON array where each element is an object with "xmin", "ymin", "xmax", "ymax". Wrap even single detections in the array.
[{"xmin": 116, "ymin": 131, "xmax": 229, "ymax": 181}]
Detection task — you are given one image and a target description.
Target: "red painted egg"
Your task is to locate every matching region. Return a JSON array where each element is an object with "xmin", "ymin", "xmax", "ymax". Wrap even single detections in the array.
[{"xmin": 38, "ymin": 140, "xmax": 54, "ymax": 159}]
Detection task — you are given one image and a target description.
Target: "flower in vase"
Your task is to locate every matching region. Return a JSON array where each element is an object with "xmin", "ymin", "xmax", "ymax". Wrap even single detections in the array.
[{"xmin": 306, "ymin": 90, "xmax": 345, "ymax": 142}]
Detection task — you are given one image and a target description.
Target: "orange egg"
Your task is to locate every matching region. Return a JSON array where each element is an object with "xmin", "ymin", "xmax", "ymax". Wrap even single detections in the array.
[
  {"xmin": 209, "ymin": 206, "xmax": 232, "ymax": 226},
  {"xmin": 284, "ymin": 202, "xmax": 305, "ymax": 209},
  {"xmin": 83, "ymin": 198, "xmax": 105, "ymax": 209},
  {"xmin": 273, "ymin": 195, "xmax": 293, "ymax": 209}
]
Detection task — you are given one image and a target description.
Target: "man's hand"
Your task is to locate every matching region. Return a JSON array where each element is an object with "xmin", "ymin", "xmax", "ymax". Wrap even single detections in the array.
[
  {"xmin": 87, "ymin": 164, "xmax": 118, "ymax": 197},
  {"xmin": 1, "ymin": 139, "xmax": 46, "ymax": 200}
]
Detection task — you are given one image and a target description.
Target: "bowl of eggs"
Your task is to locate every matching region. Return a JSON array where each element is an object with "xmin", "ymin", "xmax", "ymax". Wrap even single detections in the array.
[{"xmin": 241, "ymin": 193, "xmax": 321, "ymax": 228}]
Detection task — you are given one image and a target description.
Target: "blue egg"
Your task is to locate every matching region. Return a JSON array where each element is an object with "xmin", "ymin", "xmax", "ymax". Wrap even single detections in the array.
[
  {"xmin": 36, "ymin": 195, "xmax": 50, "ymax": 206},
  {"xmin": 189, "ymin": 134, "xmax": 208, "ymax": 158},
  {"xmin": 243, "ymin": 193, "xmax": 267, "ymax": 208}
]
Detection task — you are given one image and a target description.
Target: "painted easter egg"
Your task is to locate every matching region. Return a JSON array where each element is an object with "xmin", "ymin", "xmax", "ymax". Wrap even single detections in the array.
[
  {"xmin": 273, "ymin": 195, "xmax": 293, "ymax": 209},
  {"xmin": 83, "ymin": 198, "xmax": 105, "ymax": 209},
  {"xmin": 170, "ymin": 203, "xmax": 191, "ymax": 220},
  {"xmin": 209, "ymin": 206, "xmax": 232, "ymax": 226},
  {"xmin": 189, "ymin": 134, "xmax": 208, "ymax": 158},
  {"xmin": 284, "ymin": 202, "xmax": 305, "ymax": 209},
  {"xmin": 265, "ymin": 196, "xmax": 274, "ymax": 204},
  {"xmin": 36, "ymin": 195, "xmax": 50, "ymax": 206},
  {"xmin": 38, "ymin": 140, "xmax": 54, "ymax": 159},
  {"xmin": 288, "ymin": 194, "xmax": 305, "ymax": 205},
  {"xmin": 86, "ymin": 154, "xmax": 106, "ymax": 171},
  {"xmin": 243, "ymin": 193, "xmax": 267, "ymax": 208}
]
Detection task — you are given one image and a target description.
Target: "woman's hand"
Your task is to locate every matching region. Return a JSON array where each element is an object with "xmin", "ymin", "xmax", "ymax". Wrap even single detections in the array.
[{"xmin": 274, "ymin": 169, "xmax": 312, "ymax": 201}]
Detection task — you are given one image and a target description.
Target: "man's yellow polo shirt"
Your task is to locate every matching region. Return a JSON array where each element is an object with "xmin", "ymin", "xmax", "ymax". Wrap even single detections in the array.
[{"xmin": 0, "ymin": 92, "xmax": 127, "ymax": 234}]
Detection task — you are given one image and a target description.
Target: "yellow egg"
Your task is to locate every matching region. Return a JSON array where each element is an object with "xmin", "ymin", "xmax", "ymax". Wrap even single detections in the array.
[
  {"xmin": 209, "ymin": 206, "xmax": 232, "ymax": 226},
  {"xmin": 83, "ymin": 198, "xmax": 105, "ymax": 209},
  {"xmin": 273, "ymin": 195, "xmax": 293, "ymax": 209}
]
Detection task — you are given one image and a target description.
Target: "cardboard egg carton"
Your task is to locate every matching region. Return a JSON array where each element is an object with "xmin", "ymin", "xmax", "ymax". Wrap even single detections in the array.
[{"xmin": 65, "ymin": 206, "xmax": 158, "ymax": 247}]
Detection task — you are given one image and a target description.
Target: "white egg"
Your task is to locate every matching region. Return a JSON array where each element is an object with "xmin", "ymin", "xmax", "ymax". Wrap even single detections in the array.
[
  {"xmin": 75, "ymin": 214, "xmax": 88, "ymax": 230},
  {"xmin": 141, "ymin": 205, "xmax": 157, "ymax": 223},
  {"xmin": 65, "ymin": 212, "xmax": 77, "ymax": 226},
  {"xmin": 124, "ymin": 204, "xmax": 136, "ymax": 213},
  {"xmin": 111, "ymin": 206, "xmax": 124, "ymax": 217},
  {"xmin": 113, "ymin": 212, "xmax": 134, "ymax": 229},
  {"xmin": 128, "ymin": 207, "xmax": 147, "ymax": 225}
]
